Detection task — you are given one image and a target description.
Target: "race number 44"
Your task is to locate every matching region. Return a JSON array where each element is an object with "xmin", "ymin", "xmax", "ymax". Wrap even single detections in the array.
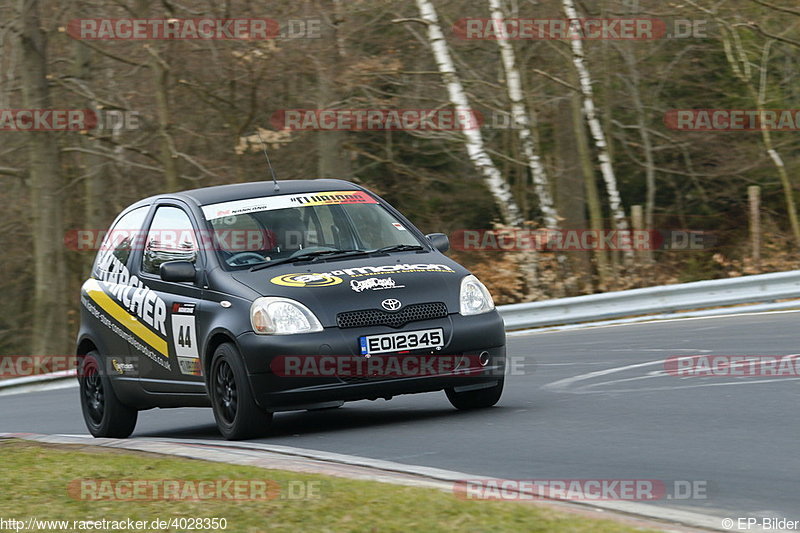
[{"xmin": 171, "ymin": 315, "xmax": 199, "ymax": 358}]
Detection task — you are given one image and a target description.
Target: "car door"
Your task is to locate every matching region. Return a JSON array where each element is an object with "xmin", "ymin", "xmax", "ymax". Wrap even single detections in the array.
[
  {"xmin": 134, "ymin": 202, "xmax": 206, "ymax": 394},
  {"xmin": 82, "ymin": 206, "xmax": 152, "ymax": 376}
]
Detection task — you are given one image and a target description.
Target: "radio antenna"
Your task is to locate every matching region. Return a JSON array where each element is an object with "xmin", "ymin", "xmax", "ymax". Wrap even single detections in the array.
[{"xmin": 255, "ymin": 129, "xmax": 280, "ymax": 192}]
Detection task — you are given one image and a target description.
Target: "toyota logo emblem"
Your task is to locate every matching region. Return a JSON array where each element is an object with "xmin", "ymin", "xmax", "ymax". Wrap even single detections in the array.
[{"xmin": 381, "ymin": 298, "xmax": 402, "ymax": 311}]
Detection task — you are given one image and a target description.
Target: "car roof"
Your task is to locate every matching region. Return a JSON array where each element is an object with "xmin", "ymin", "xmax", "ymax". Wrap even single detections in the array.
[{"xmin": 134, "ymin": 179, "xmax": 364, "ymax": 208}]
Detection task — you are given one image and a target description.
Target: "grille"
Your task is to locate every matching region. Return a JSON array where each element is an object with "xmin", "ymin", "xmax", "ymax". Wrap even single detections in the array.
[{"xmin": 336, "ymin": 302, "xmax": 448, "ymax": 329}]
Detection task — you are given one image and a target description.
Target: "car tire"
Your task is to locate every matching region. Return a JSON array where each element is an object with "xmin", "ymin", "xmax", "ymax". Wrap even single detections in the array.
[
  {"xmin": 209, "ymin": 342, "xmax": 273, "ymax": 440},
  {"xmin": 79, "ymin": 351, "xmax": 138, "ymax": 438},
  {"xmin": 445, "ymin": 378, "xmax": 504, "ymax": 410}
]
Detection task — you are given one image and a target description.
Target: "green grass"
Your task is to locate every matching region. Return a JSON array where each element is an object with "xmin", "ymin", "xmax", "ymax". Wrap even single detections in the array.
[{"xmin": 0, "ymin": 440, "xmax": 655, "ymax": 533}]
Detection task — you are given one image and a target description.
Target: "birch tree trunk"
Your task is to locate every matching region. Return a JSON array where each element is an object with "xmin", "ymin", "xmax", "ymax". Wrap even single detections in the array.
[
  {"xmin": 415, "ymin": 0, "xmax": 523, "ymax": 227},
  {"xmin": 753, "ymin": 41, "xmax": 800, "ymax": 248},
  {"xmin": 488, "ymin": 0, "xmax": 559, "ymax": 229},
  {"xmin": 18, "ymin": 0, "xmax": 70, "ymax": 355},
  {"xmin": 562, "ymin": 0, "xmax": 628, "ymax": 233}
]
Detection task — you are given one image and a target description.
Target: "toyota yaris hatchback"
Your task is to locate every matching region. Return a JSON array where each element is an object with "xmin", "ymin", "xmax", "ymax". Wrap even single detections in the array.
[{"xmin": 77, "ymin": 179, "xmax": 506, "ymax": 440}]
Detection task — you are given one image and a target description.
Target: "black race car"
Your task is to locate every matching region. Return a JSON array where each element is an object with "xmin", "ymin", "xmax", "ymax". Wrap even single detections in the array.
[{"xmin": 77, "ymin": 179, "xmax": 506, "ymax": 440}]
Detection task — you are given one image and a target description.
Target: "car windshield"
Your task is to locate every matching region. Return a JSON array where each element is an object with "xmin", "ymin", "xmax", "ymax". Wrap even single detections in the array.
[{"xmin": 201, "ymin": 190, "xmax": 424, "ymax": 268}]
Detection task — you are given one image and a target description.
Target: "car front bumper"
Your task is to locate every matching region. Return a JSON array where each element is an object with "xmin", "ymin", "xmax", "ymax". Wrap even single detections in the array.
[{"xmin": 235, "ymin": 311, "xmax": 506, "ymax": 411}]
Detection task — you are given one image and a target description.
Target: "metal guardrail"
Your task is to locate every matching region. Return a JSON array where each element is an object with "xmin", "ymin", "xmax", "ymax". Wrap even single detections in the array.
[
  {"xmin": 497, "ymin": 270, "xmax": 800, "ymax": 330},
  {"xmin": 5, "ymin": 271, "xmax": 800, "ymax": 390}
]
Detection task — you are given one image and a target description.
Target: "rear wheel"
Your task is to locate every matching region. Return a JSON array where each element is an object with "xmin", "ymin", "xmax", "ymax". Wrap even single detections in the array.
[
  {"xmin": 445, "ymin": 378, "xmax": 504, "ymax": 410},
  {"xmin": 79, "ymin": 351, "xmax": 138, "ymax": 438},
  {"xmin": 209, "ymin": 342, "xmax": 273, "ymax": 440}
]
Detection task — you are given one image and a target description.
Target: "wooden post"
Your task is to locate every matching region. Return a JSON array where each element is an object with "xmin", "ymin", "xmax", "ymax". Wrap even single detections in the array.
[
  {"xmin": 748, "ymin": 186, "xmax": 761, "ymax": 270},
  {"xmin": 631, "ymin": 205, "xmax": 653, "ymax": 266}
]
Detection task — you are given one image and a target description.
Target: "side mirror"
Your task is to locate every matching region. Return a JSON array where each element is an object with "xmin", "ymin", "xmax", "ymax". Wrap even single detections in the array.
[
  {"xmin": 426, "ymin": 233, "xmax": 450, "ymax": 253},
  {"xmin": 160, "ymin": 261, "xmax": 197, "ymax": 283}
]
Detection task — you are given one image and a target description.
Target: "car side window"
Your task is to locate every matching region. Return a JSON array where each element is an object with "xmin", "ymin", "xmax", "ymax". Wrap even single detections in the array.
[
  {"xmin": 92, "ymin": 206, "xmax": 149, "ymax": 278},
  {"xmin": 141, "ymin": 206, "xmax": 199, "ymax": 276}
]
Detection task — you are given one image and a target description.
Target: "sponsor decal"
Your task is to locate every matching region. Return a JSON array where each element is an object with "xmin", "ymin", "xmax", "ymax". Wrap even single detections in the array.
[
  {"xmin": 81, "ymin": 296, "xmax": 169, "ymax": 370},
  {"xmin": 270, "ymin": 264, "xmax": 455, "ymax": 288},
  {"xmin": 81, "ymin": 250, "xmax": 170, "ymax": 367},
  {"xmin": 178, "ymin": 358, "xmax": 202, "ymax": 376},
  {"xmin": 111, "ymin": 359, "xmax": 136, "ymax": 374},
  {"xmin": 270, "ymin": 273, "xmax": 343, "ymax": 288},
  {"xmin": 349, "ymin": 277, "xmax": 404, "ymax": 292},
  {"xmin": 172, "ymin": 302, "xmax": 196, "ymax": 314},
  {"xmin": 93, "ymin": 251, "xmax": 168, "ymax": 338},
  {"xmin": 201, "ymin": 190, "xmax": 376, "ymax": 220},
  {"xmin": 330, "ymin": 263, "xmax": 455, "ymax": 277}
]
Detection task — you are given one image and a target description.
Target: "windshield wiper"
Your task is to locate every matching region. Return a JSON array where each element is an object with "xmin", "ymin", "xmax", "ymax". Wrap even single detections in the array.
[
  {"xmin": 371, "ymin": 244, "xmax": 426, "ymax": 254},
  {"xmin": 250, "ymin": 249, "xmax": 368, "ymax": 271}
]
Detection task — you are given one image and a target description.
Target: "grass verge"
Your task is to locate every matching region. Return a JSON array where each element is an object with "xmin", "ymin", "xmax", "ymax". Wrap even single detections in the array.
[{"xmin": 0, "ymin": 439, "xmax": 656, "ymax": 533}]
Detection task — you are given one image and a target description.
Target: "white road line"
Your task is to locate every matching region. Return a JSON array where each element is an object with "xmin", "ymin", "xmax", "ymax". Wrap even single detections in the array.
[{"xmin": 543, "ymin": 360, "xmax": 665, "ymax": 392}]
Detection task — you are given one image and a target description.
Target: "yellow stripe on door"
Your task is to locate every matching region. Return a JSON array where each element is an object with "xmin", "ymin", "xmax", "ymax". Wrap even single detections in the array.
[{"xmin": 83, "ymin": 278, "xmax": 169, "ymax": 358}]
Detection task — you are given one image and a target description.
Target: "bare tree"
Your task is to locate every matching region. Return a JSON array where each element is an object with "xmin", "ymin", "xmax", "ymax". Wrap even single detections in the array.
[
  {"xmin": 414, "ymin": 0, "xmax": 524, "ymax": 227},
  {"xmin": 488, "ymin": 0, "xmax": 559, "ymax": 229},
  {"xmin": 18, "ymin": 0, "xmax": 69, "ymax": 355},
  {"xmin": 562, "ymin": 0, "xmax": 628, "ymax": 233}
]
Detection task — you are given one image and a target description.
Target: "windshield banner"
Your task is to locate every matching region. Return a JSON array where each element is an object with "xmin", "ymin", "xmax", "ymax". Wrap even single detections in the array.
[{"xmin": 201, "ymin": 190, "xmax": 376, "ymax": 220}]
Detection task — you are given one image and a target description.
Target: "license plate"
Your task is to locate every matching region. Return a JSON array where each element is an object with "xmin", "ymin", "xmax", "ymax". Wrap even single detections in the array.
[{"xmin": 359, "ymin": 328, "xmax": 444, "ymax": 356}]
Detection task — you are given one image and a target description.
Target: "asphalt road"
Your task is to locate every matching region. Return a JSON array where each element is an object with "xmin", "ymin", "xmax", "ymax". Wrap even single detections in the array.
[{"xmin": 2, "ymin": 311, "xmax": 799, "ymax": 522}]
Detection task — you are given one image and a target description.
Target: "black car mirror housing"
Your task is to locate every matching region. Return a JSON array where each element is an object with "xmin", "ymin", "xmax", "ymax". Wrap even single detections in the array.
[
  {"xmin": 426, "ymin": 233, "xmax": 450, "ymax": 253},
  {"xmin": 160, "ymin": 260, "xmax": 197, "ymax": 283}
]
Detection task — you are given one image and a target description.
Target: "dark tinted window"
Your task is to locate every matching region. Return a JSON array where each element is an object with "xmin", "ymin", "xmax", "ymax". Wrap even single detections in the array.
[
  {"xmin": 92, "ymin": 206, "xmax": 149, "ymax": 278},
  {"xmin": 141, "ymin": 206, "xmax": 199, "ymax": 275}
]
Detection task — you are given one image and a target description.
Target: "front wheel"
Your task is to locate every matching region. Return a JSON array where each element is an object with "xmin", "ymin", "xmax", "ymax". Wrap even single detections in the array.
[
  {"xmin": 209, "ymin": 342, "xmax": 273, "ymax": 440},
  {"xmin": 79, "ymin": 351, "xmax": 138, "ymax": 438},
  {"xmin": 445, "ymin": 378, "xmax": 504, "ymax": 410}
]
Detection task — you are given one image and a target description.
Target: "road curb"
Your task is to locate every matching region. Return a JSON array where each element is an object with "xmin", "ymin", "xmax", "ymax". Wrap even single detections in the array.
[
  {"xmin": 0, "ymin": 371, "xmax": 76, "ymax": 390},
  {"xmin": 1, "ymin": 433, "xmax": 735, "ymax": 532}
]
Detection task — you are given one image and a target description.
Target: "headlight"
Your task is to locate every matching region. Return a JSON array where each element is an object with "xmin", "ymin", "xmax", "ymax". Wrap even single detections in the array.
[
  {"xmin": 459, "ymin": 275, "xmax": 495, "ymax": 316},
  {"xmin": 250, "ymin": 297, "xmax": 323, "ymax": 335}
]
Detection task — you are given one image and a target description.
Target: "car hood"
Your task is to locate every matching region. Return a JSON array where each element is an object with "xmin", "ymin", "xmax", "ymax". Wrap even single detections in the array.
[{"xmin": 229, "ymin": 252, "xmax": 470, "ymax": 327}]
